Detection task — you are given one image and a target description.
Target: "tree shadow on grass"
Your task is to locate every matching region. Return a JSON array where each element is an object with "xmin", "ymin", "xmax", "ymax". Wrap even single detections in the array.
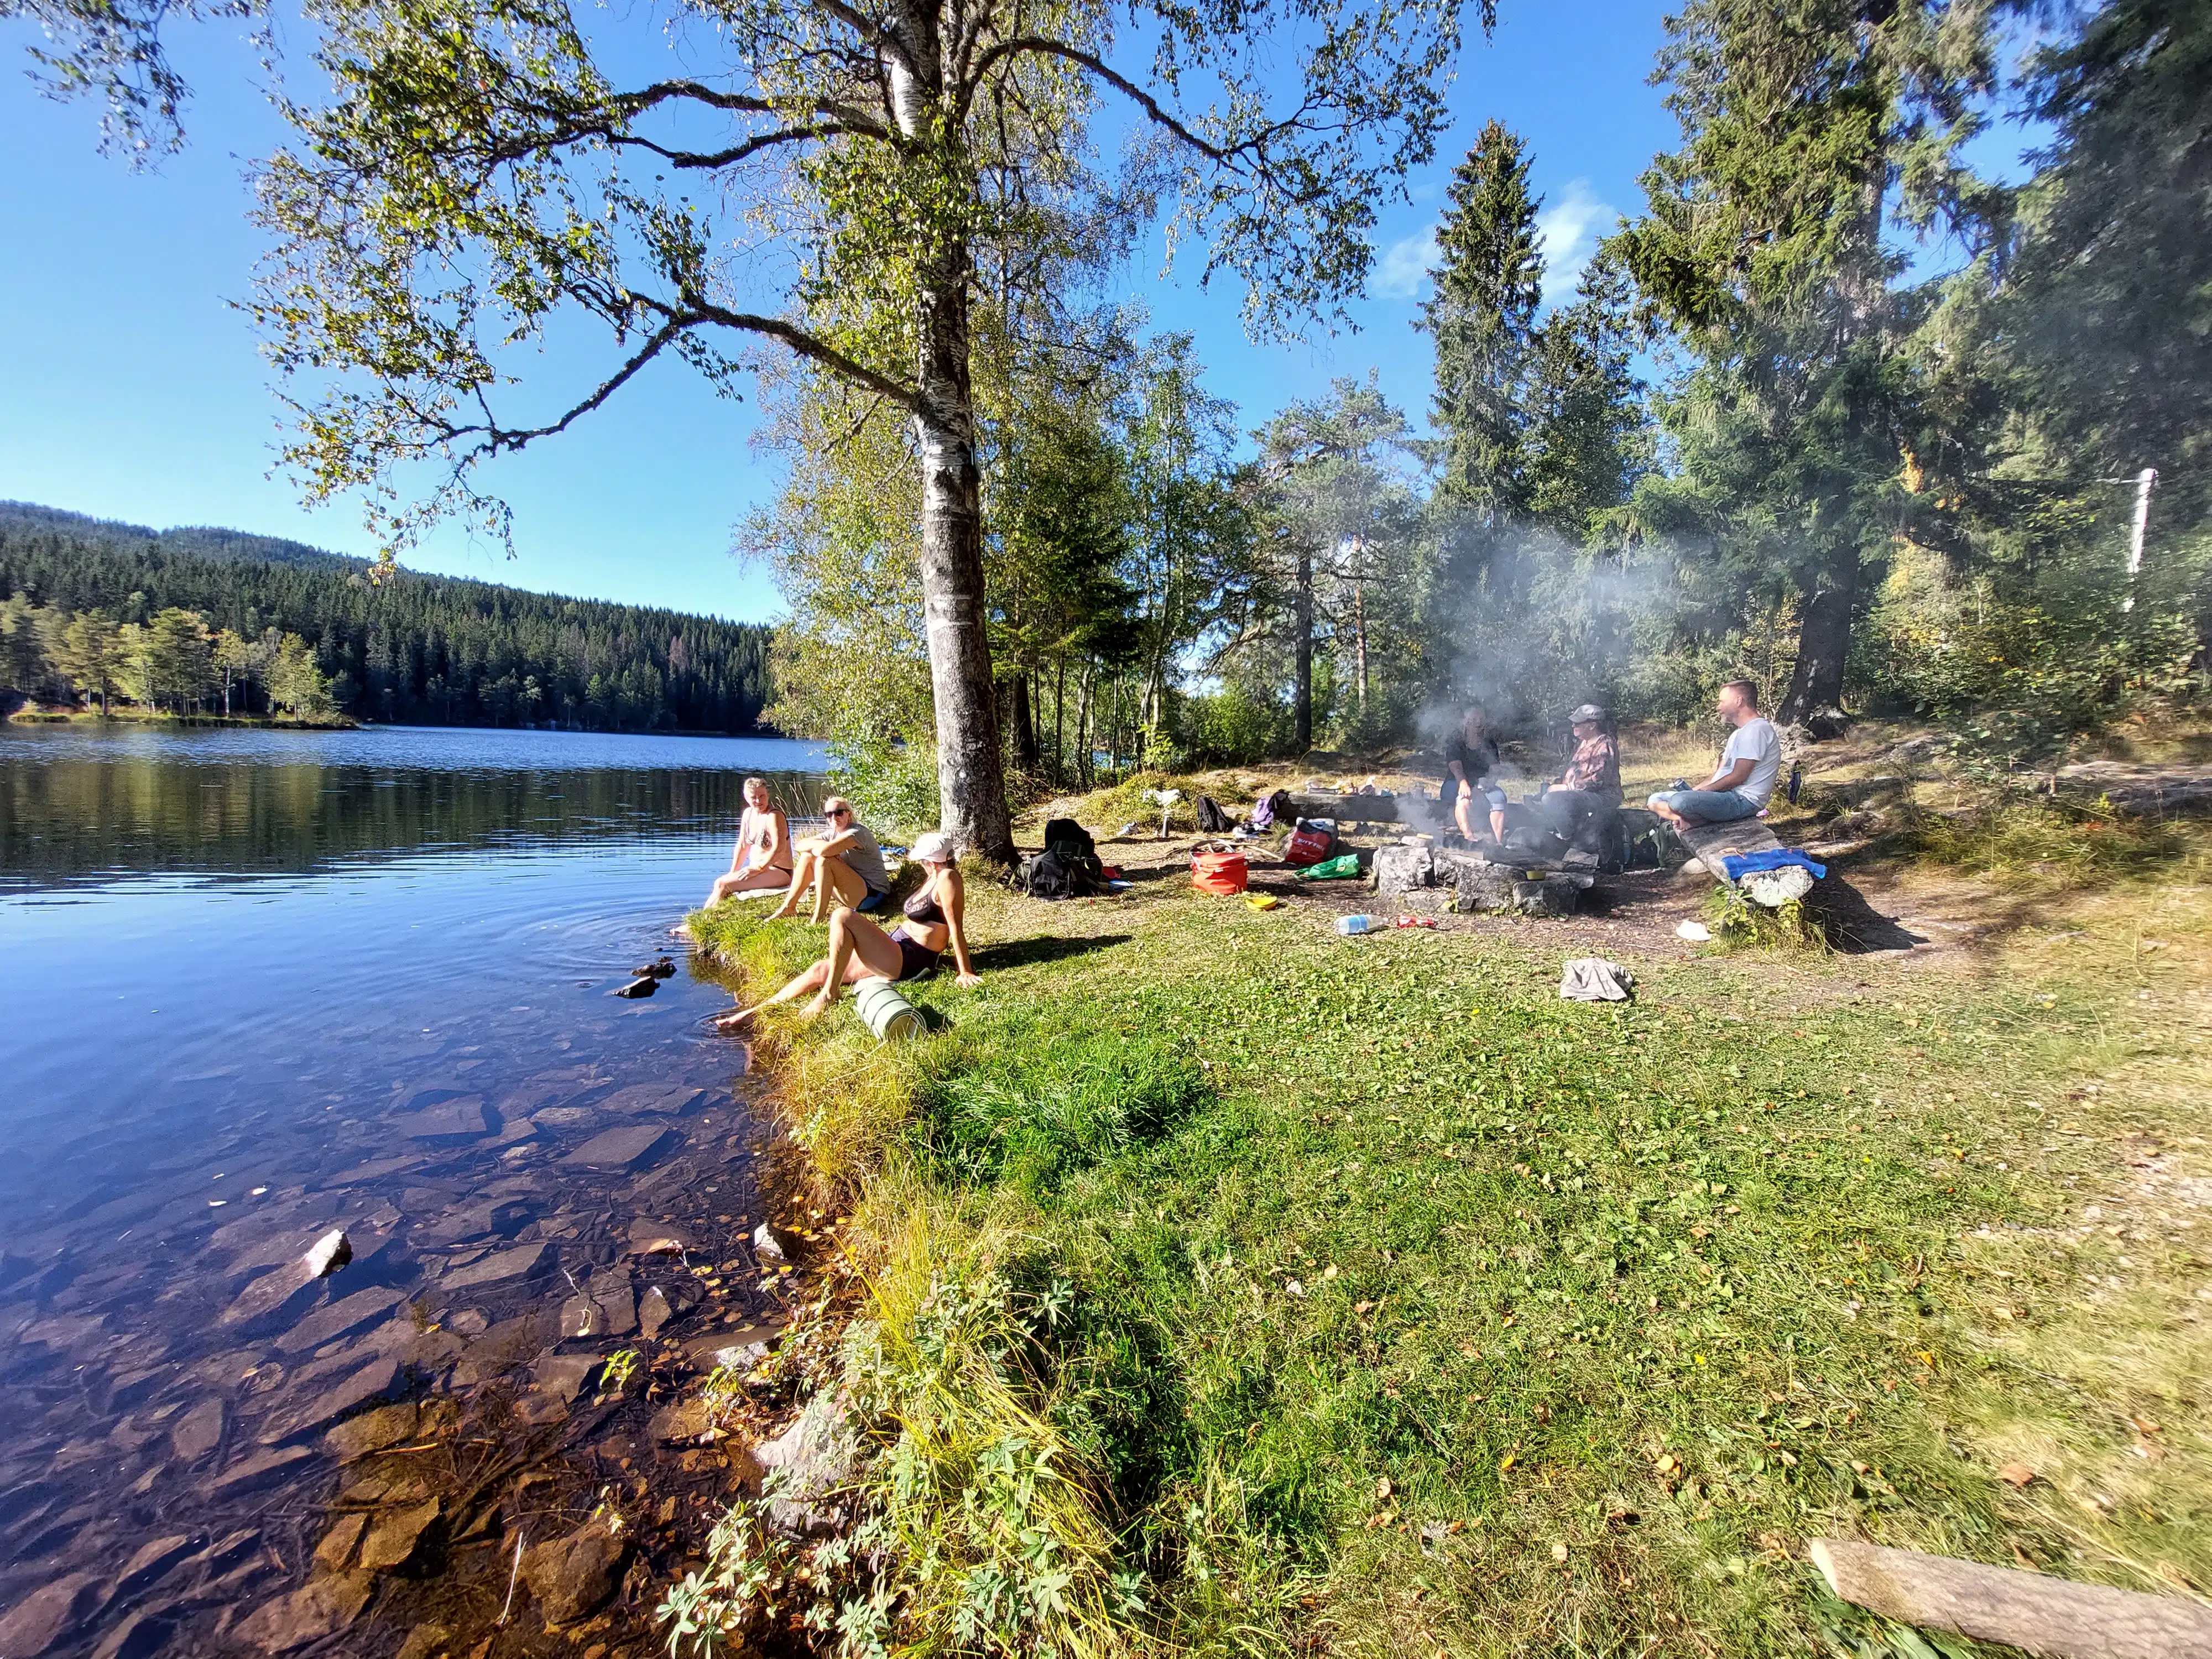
[
  {"xmin": 967, "ymin": 933, "xmax": 1135, "ymax": 972},
  {"xmin": 1814, "ymin": 875, "xmax": 1930, "ymax": 954}
]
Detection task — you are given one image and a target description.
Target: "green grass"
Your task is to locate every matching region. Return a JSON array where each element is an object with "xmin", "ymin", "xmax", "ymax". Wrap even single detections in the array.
[{"xmin": 679, "ymin": 845, "xmax": 2212, "ymax": 1657}]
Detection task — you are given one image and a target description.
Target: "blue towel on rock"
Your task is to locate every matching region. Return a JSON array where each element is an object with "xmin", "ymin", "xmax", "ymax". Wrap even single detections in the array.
[{"xmin": 1720, "ymin": 848, "xmax": 1827, "ymax": 883}]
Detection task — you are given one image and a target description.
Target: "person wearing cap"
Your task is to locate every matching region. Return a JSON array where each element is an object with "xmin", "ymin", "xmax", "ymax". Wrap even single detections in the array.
[
  {"xmin": 716, "ymin": 830, "xmax": 978, "ymax": 1028},
  {"xmin": 1538, "ymin": 703, "xmax": 1623, "ymax": 843},
  {"xmin": 768, "ymin": 795, "xmax": 893, "ymax": 923}
]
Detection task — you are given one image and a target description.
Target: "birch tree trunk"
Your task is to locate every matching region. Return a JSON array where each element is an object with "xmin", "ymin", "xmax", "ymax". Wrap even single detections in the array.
[{"xmin": 890, "ymin": 13, "xmax": 1016, "ymax": 863}]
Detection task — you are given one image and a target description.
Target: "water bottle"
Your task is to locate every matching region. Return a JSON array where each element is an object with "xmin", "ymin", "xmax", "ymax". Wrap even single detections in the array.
[{"xmin": 1335, "ymin": 914, "xmax": 1379, "ymax": 936}]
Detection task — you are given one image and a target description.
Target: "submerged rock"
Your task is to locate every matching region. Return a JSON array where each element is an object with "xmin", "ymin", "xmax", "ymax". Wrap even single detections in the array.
[
  {"xmin": 559, "ymin": 1270, "xmax": 638, "ymax": 1339},
  {"xmin": 358, "ymin": 1496, "xmax": 440, "ymax": 1571},
  {"xmin": 393, "ymin": 1623, "xmax": 452, "ymax": 1659},
  {"xmin": 169, "ymin": 1397, "xmax": 226, "ymax": 1462},
  {"xmin": 531, "ymin": 1350, "xmax": 603, "ymax": 1401},
  {"xmin": 392, "ymin": 1095, "xmax": 494, "ymax": 1140},
  {"xmin": 115, "ymin": 1533, "xmax": 196, "ymax": 1597},
  {"xmin": 752, "ymin": 1221, "xmax": 788, "ymax": 1263},
  {"xmin": 312, "ymin": 1511, "xmax": 366, "ymax": 1573},
  {"xmin": 234, "ymin": 1571, "xmax": 372, "ymax": 1652},
  {"xmin": 88, "ymin": 1609, "xmax": 171, "ymax": 1659},
  {"xmin": 220, "ymin": 1261, "xmax": 321, "ymax": 1330},
  {"xmin": 440, "ymin": 1242, "xmax": 549, "ymax": 1290},
  {"xmin": 600, "ymin": 1083, "xmax": 703, "ymax": 1117},
  {"xmin": 0, "ymin": 1571, "xmax": 106, "ymax": 1656},
  {"xmin": 521, "ymin": 1522, "xmax": 627, "ymax": 1626},
  {"xmin": 207, "ymin": 1444, "xmax": 317, "ymax": 1498},
  {"xmin": 323, "ymin": 1399, "xmax": 419, "ymax": 1461},
  {"xmin": 276, "ymin": 1286, "xmax": 408, "ymax": 1354},
  {"xmin": 262, "ymin": 1355, "xmax": 404, "ymax": 1444},
  {"xmin": 563, "ymin": 1125, "xmax": 677, "ymax": 1172}
]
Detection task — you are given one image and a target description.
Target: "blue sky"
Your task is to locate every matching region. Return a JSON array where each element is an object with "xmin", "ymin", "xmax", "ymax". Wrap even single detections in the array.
[{"xmin": 0, "ymin": 3, "xmax": 2030, "ymax": 623}]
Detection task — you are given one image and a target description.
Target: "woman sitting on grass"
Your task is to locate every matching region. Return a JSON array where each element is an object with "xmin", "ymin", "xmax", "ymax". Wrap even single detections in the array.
[{"xmin": 714, "ymin": 831, "xmax": 979, "ymax": 1029}]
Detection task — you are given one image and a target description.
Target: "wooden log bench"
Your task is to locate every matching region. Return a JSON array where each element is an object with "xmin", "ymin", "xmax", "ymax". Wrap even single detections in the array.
[{"xmin": 1670, "ymin": 813, "xmax": 1818, "ymax": 908}]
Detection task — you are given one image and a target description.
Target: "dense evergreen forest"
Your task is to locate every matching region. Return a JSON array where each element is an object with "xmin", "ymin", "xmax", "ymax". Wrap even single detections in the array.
[{"xmin": 0, "ymin": 503, "xmax": 776, "ymax": 732}]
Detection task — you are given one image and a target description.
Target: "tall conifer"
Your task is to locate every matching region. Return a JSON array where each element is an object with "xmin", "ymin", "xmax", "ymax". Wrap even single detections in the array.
[{"xmin": 1421, "ymin": 121, "xmax": 1546, "ymax": 524}]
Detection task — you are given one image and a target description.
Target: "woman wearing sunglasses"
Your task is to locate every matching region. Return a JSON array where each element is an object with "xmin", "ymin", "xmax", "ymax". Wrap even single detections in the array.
[
  {"xmin": 768, "ymin": 796, "xmax": 892, "ymax": 922},
  {"xmin": 716, "ymin": 831, "xmax": 978, "ymax": 1028}
]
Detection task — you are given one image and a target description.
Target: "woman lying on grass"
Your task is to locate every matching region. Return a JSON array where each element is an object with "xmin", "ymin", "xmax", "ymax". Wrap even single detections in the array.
[{"xmin": 714, "ymin": 831, "xmax": 979, "ymax": 1029}]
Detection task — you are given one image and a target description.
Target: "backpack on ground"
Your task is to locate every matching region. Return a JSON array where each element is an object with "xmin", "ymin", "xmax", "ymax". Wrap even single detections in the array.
[
  {"xmin": 1016, "ymin": 817, "xmax": 1106, "ymax": 899},
  {"xmin": 1194, "ymin": 795, "xmax": 1233, "ymax": 833},
  {"xmin": 1282, "ymin": 817, "xmax": 1335, "ymax": 867},
  {"xmin": 1250, "ymin": 789, "xmax": 1291, "ymax": 832}
]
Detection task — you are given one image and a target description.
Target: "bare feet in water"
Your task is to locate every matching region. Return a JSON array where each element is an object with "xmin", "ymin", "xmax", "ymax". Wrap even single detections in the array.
[{"xmin": 713, "ymin": 1006, "xmax": 757, "ymax": 1031}]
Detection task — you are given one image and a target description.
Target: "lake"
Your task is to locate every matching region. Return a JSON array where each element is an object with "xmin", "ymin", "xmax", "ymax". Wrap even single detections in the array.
[{"xmin": 0, "ymin": 724, "xmax": 828, "ymax": 1656}]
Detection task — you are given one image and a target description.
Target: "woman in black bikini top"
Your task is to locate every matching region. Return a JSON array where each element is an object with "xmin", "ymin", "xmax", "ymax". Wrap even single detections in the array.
[{"xmin": 713, "ymin": 831, "xmax": 980, "ymax": 1029}]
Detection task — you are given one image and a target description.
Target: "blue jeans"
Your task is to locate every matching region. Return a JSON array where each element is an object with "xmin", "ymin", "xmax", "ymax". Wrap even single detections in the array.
[{"xmin": 1648, "ymin": 787, "xmax": 1760, "ymax": 823}]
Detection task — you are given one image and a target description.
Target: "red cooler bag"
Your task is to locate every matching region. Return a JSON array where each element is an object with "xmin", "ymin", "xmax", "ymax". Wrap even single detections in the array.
[
  {"xmin": 1191, "ymin": 848, "xmax": 1249, "ymax": 895},
  {"xmin": 1282, "ymin": 821, "xmax": 1335, "ymax": 867}
]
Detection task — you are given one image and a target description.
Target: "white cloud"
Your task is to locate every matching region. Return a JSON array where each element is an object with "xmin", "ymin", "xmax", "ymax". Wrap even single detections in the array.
[
  {"xmin": 1370, "ymin": 178, "xmax": 1619, "ymax": 306},
  {"xmin": 1374, "ymin": 225, "xmax": 1441, "ymax": 299},
  {"xmin": 1535, "ymin": 179, "xmax": 1617, "ymax": 305}
]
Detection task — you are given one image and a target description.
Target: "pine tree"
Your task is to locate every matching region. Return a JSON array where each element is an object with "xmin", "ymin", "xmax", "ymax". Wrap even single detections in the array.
[{"xmin": 1421, "ymin": 121, "xmax": 1546, "ymax": 523}]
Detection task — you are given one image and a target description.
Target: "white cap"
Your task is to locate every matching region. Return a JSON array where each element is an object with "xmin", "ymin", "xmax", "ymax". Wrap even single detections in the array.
[{"xmin": 910, "ymin": 831, "xmax": 957, "ymax": 864}]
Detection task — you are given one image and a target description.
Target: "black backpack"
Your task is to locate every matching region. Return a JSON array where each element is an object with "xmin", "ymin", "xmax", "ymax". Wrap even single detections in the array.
[
  {"xmin": 1194, "ymin": 795, "xmax": 1233, "ymax": 833},
  {"xmin": 1018, "ymin": 818, "xmax": 1105, "ymax": 899}
]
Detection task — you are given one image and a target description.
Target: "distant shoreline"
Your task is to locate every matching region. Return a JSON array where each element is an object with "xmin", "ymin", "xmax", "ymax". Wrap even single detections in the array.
[
  {"xmin": 2, "ymin": 706, "xmax": 808, "ymax": 740},
  {"xmin": 6, "ymin": 706, "xmax": 359, "ymax": 731}
]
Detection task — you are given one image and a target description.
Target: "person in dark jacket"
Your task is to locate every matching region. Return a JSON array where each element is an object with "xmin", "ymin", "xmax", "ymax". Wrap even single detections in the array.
[{"xmin": 1443, "ymin": 704, "xmax": 1507, "ymax": 843}]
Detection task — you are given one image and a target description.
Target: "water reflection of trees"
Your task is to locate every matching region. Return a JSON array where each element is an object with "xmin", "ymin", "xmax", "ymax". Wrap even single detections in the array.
[{"xmin": 0, "ymin": 759, "xmax": 828, "ymax": 885}]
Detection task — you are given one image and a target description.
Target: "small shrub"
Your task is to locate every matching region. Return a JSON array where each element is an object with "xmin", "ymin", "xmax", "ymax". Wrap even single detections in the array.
[
  {"xmin": 1703, "ymin": 883, "xmax": 1827, "ymax": 953},
  {"xmin": 830, "ymin": 738, "xmax": 941, "ymax": 837}
]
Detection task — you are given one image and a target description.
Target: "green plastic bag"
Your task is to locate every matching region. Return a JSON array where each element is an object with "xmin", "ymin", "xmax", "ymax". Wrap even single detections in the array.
[{"xmin": 1297, "ymin": 853, "xmax": 1364, "ymax": 880}]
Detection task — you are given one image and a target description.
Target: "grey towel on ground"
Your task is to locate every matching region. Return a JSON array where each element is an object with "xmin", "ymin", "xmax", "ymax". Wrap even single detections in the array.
[{"xmin": 1559, "ymin": 958, "xmax": 1634, "ymax": 1001}]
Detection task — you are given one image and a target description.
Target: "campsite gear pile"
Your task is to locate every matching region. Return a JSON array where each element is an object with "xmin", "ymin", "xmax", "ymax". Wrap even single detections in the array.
[{"xmin": 1013, "ymin": 818, "xmax": 1108, "ymax": 899}]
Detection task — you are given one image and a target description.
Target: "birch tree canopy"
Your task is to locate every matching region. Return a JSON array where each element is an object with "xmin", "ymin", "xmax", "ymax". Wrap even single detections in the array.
[{"xmin": 222, "ymin": 0, "xmax": 1484, "ymax": 854}]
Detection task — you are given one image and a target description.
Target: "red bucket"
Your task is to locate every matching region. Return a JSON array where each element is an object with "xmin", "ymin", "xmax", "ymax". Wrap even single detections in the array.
[{"xmin": 1191, "ymin": 848, "xmax": 1249, "ymax": 895}]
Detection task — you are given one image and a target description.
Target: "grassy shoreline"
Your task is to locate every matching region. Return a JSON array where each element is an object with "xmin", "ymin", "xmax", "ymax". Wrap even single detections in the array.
[
  {"xmin": 4, "ymin": 705, "xmax": 358, "ymax": 729},
  {"xmin": 666, "ymin": 774, "xmax": 2211, "ymax": 1656}
]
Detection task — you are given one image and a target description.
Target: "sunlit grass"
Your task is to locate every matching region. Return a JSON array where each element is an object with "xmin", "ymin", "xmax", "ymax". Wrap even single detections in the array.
[{"xmin": 680, "ymin": 815, "xmax": 2212, "ymax": 1656}]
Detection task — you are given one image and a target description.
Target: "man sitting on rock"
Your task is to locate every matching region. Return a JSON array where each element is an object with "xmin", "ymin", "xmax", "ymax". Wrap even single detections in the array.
[{"xmin": 1648, "ymin": 679, "xmax": 1781, "ymax": 827}]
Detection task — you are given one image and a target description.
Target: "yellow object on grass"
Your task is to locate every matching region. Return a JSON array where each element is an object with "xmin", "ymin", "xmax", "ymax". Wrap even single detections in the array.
[{"xmin": 1246, "ymin": 895, "xmax": 1281, "ymax": 911}]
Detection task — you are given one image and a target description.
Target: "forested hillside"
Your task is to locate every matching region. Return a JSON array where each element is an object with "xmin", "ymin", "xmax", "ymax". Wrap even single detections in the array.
[{"xmin": 0, "ymin": 504, "xmax": 775, "ymax": 731}]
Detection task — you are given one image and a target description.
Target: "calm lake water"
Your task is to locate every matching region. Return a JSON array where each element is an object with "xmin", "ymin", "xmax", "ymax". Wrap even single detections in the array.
[{"xmin": 0, "ymin": 725, "xmax": 827, "ymax": 1656}]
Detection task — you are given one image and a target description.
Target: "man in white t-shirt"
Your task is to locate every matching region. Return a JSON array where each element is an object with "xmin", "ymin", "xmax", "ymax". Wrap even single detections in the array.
[{"xmin": 1647, "ymin": 679, "xmax": 1782, "ymax": 827}]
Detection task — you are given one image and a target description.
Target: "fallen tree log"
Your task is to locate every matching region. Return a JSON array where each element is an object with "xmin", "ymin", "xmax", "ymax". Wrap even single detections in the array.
[
  {"xmin": 1284, "ymin": 791, "xmax": 1444, "ymax": 826},
  {"xmin": 1811, "ymin": 1538, "xmax": 2212, "ymax": 1659},
  {"xmin": 2055, "ymin": 763, "xmax": 2212, "ymax": 818},
  {"xmin": 1669, "ymin": 816, "xmax": 1822, "ymax": 907}
]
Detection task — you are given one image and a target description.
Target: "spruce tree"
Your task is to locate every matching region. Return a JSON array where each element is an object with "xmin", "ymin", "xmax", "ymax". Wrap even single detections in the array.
[
  {"xmin": 1524, "ymin": 247, "xmax": 1648, "ymax": 544},
  {"xmin": 1421, "ymin": 120, "xmax": 1546, "ymax": 524}
]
